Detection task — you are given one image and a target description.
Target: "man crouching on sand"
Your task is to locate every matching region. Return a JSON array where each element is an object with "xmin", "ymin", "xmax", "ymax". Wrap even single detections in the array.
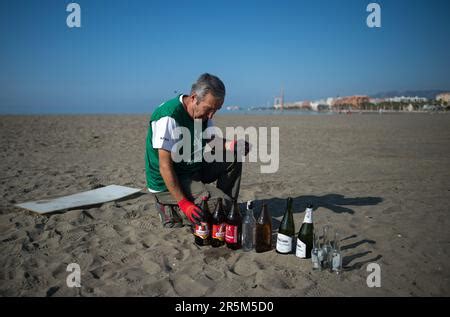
[{"xmin": 145, "ymin": 73, "xmax": 249, "ymax": 228}]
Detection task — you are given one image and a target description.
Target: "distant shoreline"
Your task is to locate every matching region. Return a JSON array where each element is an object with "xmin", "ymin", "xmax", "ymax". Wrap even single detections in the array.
[{"xmin": 0, "ymin": 110, "xmax": 449, "ymax": 117}]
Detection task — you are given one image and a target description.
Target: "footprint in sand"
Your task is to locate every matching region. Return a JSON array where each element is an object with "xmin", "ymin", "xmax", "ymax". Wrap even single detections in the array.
[
  {"xmin": 121, "ymin": 268, "xmax": 147, "ymax": 287},
  {"xmin": 171, "ymin": 274, "xmax": 209, "ymax": 297},
  {"xmin": 123, "ymin": 235, "xmax": 138, "ymax": 245},
  {"xmin": 98, "ymin": 248, "xmax": 127, "ymax": 265},
  {"xmin": 141, "ymin": 260, "xmax": 161, "ymax": 275},
  {"xmin": 255, "ymin": 271, "xmax": 297, "ymax": 291},
  {"xmin": 202, "ymin": 247, "xmax": 232, "ymax": 265},
  {"xmin": 303, "ymin": 281, "xmax": 327, "ymax": 297},
  {"xmin": 120, "ymin": 252, "xmax": 142, "ymax": 265},
  {"xmin": 230, "ymin": 254, "xmax": 259, "ymax": 277},
  {"xmin": 2, "ymin": 233, "xmax": 21, "ymax": 244},
  {"xmin": 203, "ymin": 266, "xmax": 226, "ymax": 280},
  {"xmin": 173, "ymin": 248, "xmax": 191, "ymax": 262},
  {"xmin": 142, "ymin": 280, "xmax": 177, "ymax": 296},
  {"xmin": 89, "ymin": 264, "xmax": 120, "ymax": 281},
  {"xmin": 60, "ymin": 229, "xmax": 87, "ymax": 246},
  {"xmin": 126, "ymin": 217, "xmax": 156, "ymax": 231}
]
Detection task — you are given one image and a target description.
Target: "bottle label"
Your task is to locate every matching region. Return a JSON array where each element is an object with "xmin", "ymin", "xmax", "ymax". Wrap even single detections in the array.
[
  {"xmin": 212, "ymin": 223, "xmax": 225, "ymax": 241},
  {"xmin": 276, "ymin": 233, "xmax": 293, "ymax": 253},
  {"xmin": 303, "ymin": 209, "xmax": 313, "ymax": 224},
  {"xmin": 225, "ymin": 225, "xmax": 238, "ymax": 243},
  {"xmin": 296, "ymin": 239, "xmax": 307, "ymax": 258},
  {"xmin": 194, "ymin": 222, "xmax": 210, "ymax": 239}
]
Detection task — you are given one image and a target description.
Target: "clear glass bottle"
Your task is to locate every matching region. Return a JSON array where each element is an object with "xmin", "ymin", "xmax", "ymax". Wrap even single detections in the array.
[
  {"xmin": 242, "ymin": 200, "xmax": 256, "ymax": 252},
  {"xmin": 330, "ymin": 232, "xmax": 342, "ymax": 274},
  {"xmin": 311, "ymin": 232, "xmax": 321, "ymax": 271},
  {"xmin": 321, "ymin": 225, "xmax": 332, "ymax": 269}
]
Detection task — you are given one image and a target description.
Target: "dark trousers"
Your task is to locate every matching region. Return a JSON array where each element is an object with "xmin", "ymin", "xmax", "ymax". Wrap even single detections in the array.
[{"xmin": 153, "ymin": 156, "xmax": 242, "ymax": 213}]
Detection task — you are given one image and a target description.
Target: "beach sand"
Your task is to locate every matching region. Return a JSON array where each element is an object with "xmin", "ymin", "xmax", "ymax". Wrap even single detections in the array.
[{"xmin": 1, "ymin": 113, "xmax": 449, "ymax": 296}]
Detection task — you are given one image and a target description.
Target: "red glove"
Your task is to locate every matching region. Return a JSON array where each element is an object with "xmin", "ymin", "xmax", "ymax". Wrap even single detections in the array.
[{"xmin": 177, "ymin": 198, "xmax": 203, "ymax": 225}]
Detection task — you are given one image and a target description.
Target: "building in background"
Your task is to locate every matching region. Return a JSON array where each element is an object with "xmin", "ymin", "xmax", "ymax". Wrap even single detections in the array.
[
  {"xmin": 385, "ymin": 96, "xmax": 428, "ymax": 103},
  {"xmin": 436, "ymin": 93, "xmax": 450, "ymax": 103},
  {"xmin": 332, "ymin": 95, "xmax": 370, "ymax": 110},
  {"xmin": 310, "ymin": 99, "xmax": 331, "ymax": 111}
]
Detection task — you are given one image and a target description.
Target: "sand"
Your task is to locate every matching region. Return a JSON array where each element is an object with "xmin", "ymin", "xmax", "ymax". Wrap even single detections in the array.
[{"xmin": 0, "ymin": 113, "xmax": 449, "ymax": 297}]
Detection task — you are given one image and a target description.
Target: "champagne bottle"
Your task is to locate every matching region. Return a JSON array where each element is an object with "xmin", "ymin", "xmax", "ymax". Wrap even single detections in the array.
[
  {"xmin": 295, "ymin": 204, "xmax": 314, "ymax": 258},
  {"xmin": 276, "ymin": 197, "xmax": 295, "ymax": 254},
  {"xmin": 211, "ymin": 198, "xmax": 226, "ymax": 248},
  {"xmin": 194, "ymin": 196, "xmax": 212, "ymax": 246},
  {"xmin": 242, "ymin": 200, "xmax": 256, "ymax": 251},
  {"xmin": 225, "ymin": 200, "xmax": 242, "ymax": 250},
  {"xmin": 255, "ymin": 202, "xmax": 272, "ymax": 253}
]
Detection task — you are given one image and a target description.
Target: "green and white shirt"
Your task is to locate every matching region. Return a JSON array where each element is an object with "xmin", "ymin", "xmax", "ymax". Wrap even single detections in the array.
[{"xmin": 145, "ymin": 95, "xmax": 214, "ymax": 192}]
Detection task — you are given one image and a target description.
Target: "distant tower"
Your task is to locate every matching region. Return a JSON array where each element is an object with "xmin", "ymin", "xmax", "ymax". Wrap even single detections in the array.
[
  {"xmin": 281, "ymin": 88, "xmax": 284, "ymax": 110},
  {"xmin": 274, "ymin": 88, "xmax": 284, "ymax": 110}
]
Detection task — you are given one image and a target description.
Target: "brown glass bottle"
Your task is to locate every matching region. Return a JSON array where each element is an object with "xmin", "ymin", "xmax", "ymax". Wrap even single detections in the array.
[
  {"xmin": 225, "ymin": 200, "xmax": 242, "ymax": 250},
  {"xmin": 194, "ymin": 196, "xmax": 212, "ymax": 246},
  {"xmin": 211, "ymin": 198, "xmax": 226, "ymax": 247},
  {"xmin": 255, "ymin": 202, "xmax": 272, "ymax": 253}
]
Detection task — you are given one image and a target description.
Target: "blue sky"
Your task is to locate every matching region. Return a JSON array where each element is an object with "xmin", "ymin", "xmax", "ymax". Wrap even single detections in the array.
[{"xmin": 1, "ymin": 0, "xmax": 449, "ymax": 113}]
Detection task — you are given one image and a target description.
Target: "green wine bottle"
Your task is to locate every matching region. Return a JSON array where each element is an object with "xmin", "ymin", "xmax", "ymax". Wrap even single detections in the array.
[
  {"xmin": 295, "ymin": 204, "xmax": 314, "ymax": 258},
  {"xmin": 276, "ymin": 197, "xmax": 295, "ymax": 254}
]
